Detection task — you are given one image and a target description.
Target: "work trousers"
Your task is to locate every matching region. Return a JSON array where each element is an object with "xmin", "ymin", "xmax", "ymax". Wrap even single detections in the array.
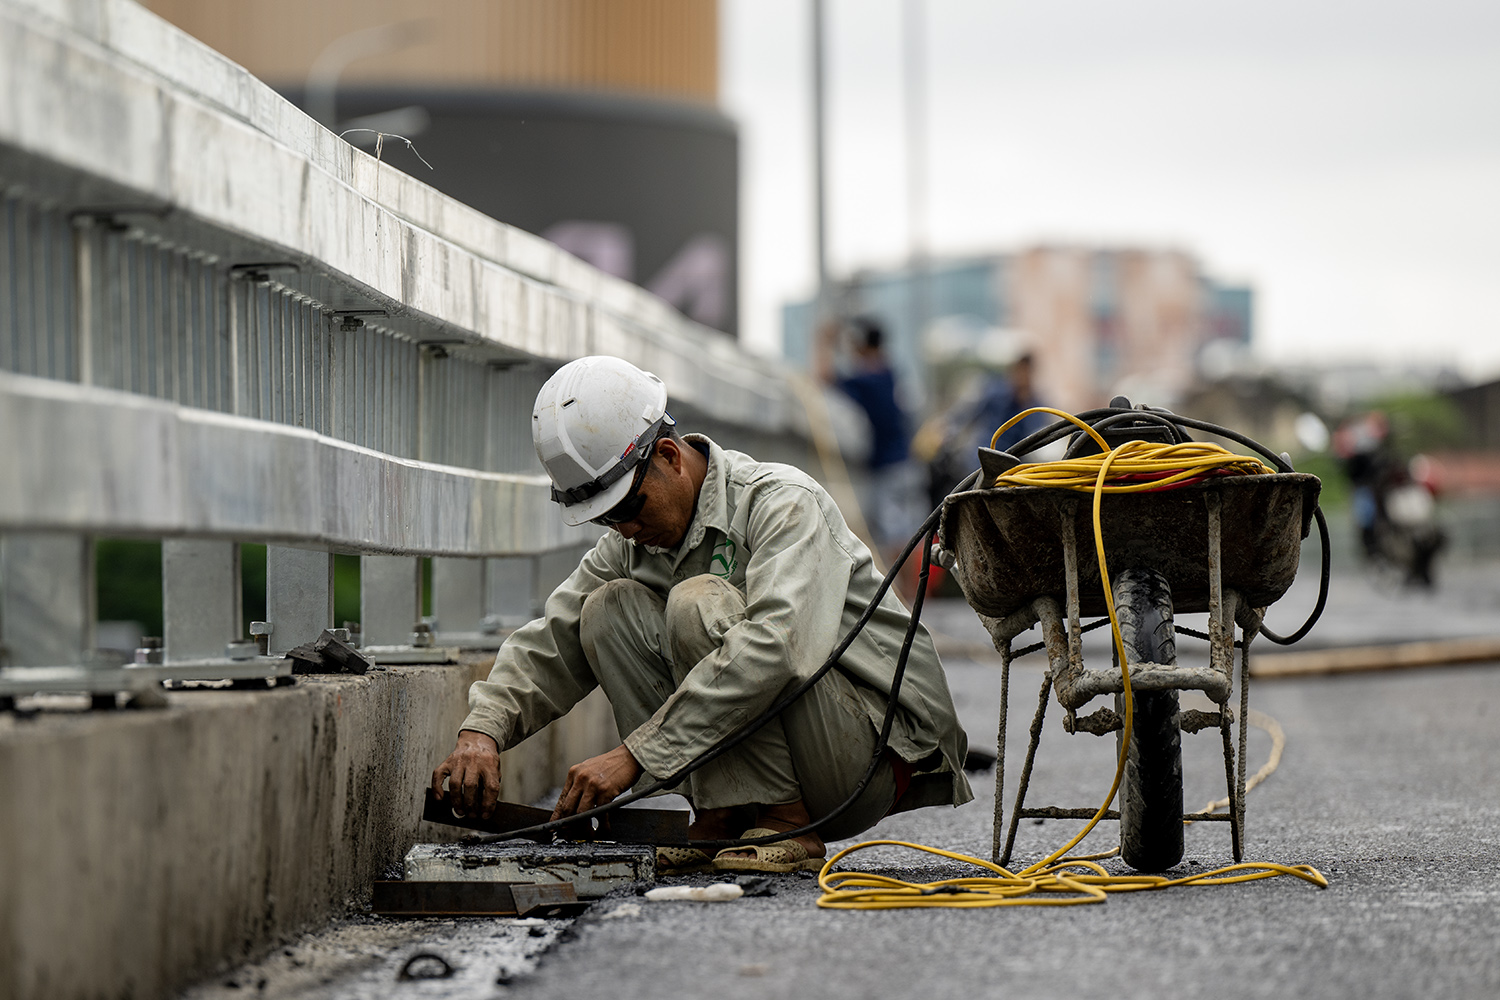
[{"xmin": 579, "ymin": 574, "xmax": 897, "ymax": 840}]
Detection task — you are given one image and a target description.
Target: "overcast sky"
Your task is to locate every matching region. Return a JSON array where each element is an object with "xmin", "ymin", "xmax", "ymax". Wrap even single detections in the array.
[{"xmin": 720, "ymin": 0, "xmax": 1500, "ymax": 380}]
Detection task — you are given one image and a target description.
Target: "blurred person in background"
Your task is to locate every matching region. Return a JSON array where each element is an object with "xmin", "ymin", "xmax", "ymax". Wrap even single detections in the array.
[
  {"xmin": 921, "ymin": 352, "xmax": 1050, "ymax": 509},
  {"xmin": 1334, "ymin": 410, "xmax": 1445, "ymax": 587},
  {"xmin": 816, "ymin": 315, "xmax": 928, "ymax": 563}
]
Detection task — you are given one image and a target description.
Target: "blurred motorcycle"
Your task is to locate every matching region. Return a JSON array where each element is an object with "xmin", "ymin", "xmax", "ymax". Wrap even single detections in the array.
[{"xmin": 1336, "ymin": 412, "xmax": 1445, "ymax": 588}]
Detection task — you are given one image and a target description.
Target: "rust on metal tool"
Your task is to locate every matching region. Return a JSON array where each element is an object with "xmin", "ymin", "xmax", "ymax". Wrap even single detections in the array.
[
  {"xmin": 372, "ymin": 880, "xmax": 588, "ymax": 917},
  {"xmin": 422, "ymin": 790, "xmax": 690, "ymax": 845}
]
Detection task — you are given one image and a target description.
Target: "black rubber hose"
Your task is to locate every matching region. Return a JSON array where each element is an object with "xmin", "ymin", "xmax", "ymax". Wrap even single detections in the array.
[
  {"xmin": 1257, "ymin": 505, "xmax": 1331, "ymax": 646},
  {"xmin": 1124, "ymin": 412, "xmax": 1332, "ymax": 644},
  {"xmin": 476, "ymin": 504, "xmax": 944, "ymax": 847},
  {"xmin": 477, "ymin": 408, "xmax": 1327, "ymax": 843},
  {"xmin": 1008, "ymin": 407, "xmax": 1133, "ymax": 456},
  {"xmin": 1060, "ymin": 409, "xmax": 1188, "ymax": 458},
  {"xmin": 976, "ymin": 408, "xmax": 1332, "ymax": 645}
]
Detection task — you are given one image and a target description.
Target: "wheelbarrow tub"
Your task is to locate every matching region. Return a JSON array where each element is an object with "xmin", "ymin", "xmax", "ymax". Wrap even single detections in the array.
[{"xmin": 941, "ymin": 473, "xmax": 1321, "ymax": 620}]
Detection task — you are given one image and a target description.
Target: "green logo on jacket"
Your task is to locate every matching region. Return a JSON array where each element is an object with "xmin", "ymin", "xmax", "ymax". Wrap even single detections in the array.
[{"xmin": 710, "ymin": 537, "xmax": 738, "ymax": 579}]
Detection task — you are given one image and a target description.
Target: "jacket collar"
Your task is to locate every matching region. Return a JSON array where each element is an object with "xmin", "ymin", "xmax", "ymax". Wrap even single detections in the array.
[{"xmin": 671, "ymin": 433, "xmax": 729, "ymax": 565}]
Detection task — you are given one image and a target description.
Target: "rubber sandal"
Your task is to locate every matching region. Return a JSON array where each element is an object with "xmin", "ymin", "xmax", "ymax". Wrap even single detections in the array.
[
  {"xmin": 656, "ymin": 845, "xmax": 715, "ymax": 875},
  {"xmin": 712, "ymin": 828, "xmax": 826, "ymax": 874}
]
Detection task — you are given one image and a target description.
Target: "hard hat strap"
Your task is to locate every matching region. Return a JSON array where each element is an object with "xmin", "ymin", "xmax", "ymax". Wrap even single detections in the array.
[{"xmin": 550, "ymin": 412, "xmax": 672, "ymax": 506}]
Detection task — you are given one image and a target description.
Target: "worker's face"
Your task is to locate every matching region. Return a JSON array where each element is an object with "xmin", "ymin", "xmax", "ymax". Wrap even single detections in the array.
[{"xmin": 603, "ymin": 439, "xmax": 698, "ymax": 549}]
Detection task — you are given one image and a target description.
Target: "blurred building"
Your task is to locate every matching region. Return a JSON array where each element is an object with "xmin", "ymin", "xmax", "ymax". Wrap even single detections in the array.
[
  {"xmin": 1449, "ymin": 378, "xmax": 1500, "ymax": 451},
  {"xmin": 143, "ymin": 0, "xmax": 739, "ymax": 335},
  {"xmin": 783, "ymin": 247, "xmax": 1253, "ymax": 414}
]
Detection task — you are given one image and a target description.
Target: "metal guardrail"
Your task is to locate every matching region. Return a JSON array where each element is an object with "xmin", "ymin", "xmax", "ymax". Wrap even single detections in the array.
[{"xmin": 0, "ymin": 0, "xmax": 823, "ymax": 702}]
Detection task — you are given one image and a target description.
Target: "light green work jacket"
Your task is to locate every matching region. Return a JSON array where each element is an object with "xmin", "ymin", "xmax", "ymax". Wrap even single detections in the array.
[{"xmin": 462, "ymin": 434, "xmax": 973, "ymax": 809}]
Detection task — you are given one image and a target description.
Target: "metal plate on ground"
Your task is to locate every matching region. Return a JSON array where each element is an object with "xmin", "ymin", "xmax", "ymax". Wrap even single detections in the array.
[
  {"xmin": 372, "ymin": 880, "xmax": 587, "ymax": 917},
  {"xmin": 422, "ymin": 790, "xmax": 690, "ymax": 845},
  {"xmin": 362, "ymin": 646, "xmax": 459, "ymax": 665},
  {"xmin": 405, "ymin": 842, "xmax": 656, "ymax": 898}
]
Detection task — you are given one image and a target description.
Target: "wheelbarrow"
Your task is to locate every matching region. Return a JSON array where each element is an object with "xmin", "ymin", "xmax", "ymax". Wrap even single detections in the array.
[{"xmin": 940, "ymin": 464, "xmax": 1321, "ymax": 871}]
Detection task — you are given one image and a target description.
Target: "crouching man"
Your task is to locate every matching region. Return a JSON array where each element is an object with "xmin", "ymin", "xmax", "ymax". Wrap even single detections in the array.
[{"xmin": 432, "ymin": 356, "xmax": 971, "ymax": 873}]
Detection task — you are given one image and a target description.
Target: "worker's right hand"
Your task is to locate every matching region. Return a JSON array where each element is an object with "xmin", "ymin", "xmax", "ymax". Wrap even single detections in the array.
[{"xmin": 431, "ymin": 730, "xmax": 502, "ymax": 819}]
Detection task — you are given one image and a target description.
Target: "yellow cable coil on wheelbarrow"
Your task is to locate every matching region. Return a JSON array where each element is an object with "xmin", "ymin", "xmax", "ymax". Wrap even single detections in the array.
[{"xmin": 816, "ymin": 408, "xmax": 1327, "ymax": 910}]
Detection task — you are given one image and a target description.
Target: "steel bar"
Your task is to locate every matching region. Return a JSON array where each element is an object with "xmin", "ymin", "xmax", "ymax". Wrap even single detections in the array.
[
  {"xmin": 1061, "ymin": 508, "xmax": 1083, "ymax": 683},
  {"xmin": 1236, "ymin": 626, "xmax": 1252, "ymax": 862},
  {"xmin": 1014, "ymin": 807, "xmax": 1233, "ymax": 823},
  {"xmin": 1000, "ymin": 670, "xmax": 1052, "ymax": 868},
  {"xmin": 991, "ymin": 636, "xmax": 1010, "ymax": 863},
  {"xmin": 1220, "ymin": 698, "xmax": 1241, "ymax": 861}
]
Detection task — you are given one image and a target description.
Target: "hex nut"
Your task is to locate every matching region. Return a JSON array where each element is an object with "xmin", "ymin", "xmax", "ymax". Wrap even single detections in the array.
[{"xmin": 226, "ymin": 640, "xmax": 258, "ymax": 661}]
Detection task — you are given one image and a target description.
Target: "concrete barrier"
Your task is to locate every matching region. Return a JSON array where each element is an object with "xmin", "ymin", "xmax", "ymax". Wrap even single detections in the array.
[{"xmin": 0, "ymin": 655, "xmax": 618, "ymax": 1000}]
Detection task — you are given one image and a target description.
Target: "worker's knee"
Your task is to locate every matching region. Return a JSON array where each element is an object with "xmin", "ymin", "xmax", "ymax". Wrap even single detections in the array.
[
  {"xmin": 580, "ymin": 578, "xmax": 657, "ymax": 648},
  {"xmin": 664, "ymin": 575, "xmax": 745, "ymax": 655}
]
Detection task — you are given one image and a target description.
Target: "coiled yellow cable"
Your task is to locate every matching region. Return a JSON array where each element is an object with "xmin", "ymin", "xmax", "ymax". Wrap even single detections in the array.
[{"xmin": 816, "ymin": 407, "xmax": 1327, "ymax": 909}]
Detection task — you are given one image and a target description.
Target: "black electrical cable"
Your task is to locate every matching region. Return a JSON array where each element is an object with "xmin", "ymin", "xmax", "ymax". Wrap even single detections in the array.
[
  {"xmin": 475, "ymin": 504, "xmax": 944, "ymax": 847},
  {"xmin": 475, "ymin": 408, "xmax": 1327, "ymax": 844},
  {"xmin": 1003, "ymin": 408, "xmax": 1332, "ymax": 645},
  {"xmin": 1059, "ymin": 409, "xmax": 1187, "ymax": 457}
]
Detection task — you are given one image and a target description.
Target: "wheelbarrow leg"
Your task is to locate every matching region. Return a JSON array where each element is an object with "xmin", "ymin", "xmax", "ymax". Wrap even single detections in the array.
[
  {"xmin": 1235, "ymin": 626, "xmax": 1254, "ymax": 863},
  {"xmin": 991, "ymin": 639, "xmax": 1011, "ymax": 864},
  {"xmin": 1206, "ymin": 492, "xmax": 1243, "ymax": 862},
  {"xmin": 1219, "ymin": 699, "xmax": 1241, "ymax": 862},
  {"xmin": 1001, "ymin": 669, "xmax": 1052, "ymax": 868}
]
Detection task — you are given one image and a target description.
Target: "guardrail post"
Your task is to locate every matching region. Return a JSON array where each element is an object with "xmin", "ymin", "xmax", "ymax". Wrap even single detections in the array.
[
  {"xmin": 432, "ymin": 557, "xmax": 485, "ymax": 635},
  {"xmin": 0, "ymin": 533, "xmax": 95, "ymax": 667},
  {"xmin": 360, "ymin": 555, "xmax": 421, "ymax": 647},
  {"xmin": 265, "ymin": 545, "xmax": 333, "ymax": 654},
  {"xmin": 485, "ymin": 556, "xmax": 538, "ymax": 627},
  {"xmin": 162, "ymin": 540, "xmax": 242, "ymax": 661}
]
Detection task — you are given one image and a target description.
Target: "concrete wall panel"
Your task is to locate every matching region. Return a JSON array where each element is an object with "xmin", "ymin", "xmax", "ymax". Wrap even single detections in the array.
[{"xmin": 0, "ymin": 655, "xmax": 617, "ymax": 1000}]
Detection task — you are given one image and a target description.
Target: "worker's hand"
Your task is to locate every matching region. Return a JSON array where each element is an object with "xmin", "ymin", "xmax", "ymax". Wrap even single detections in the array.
[
  {"xmin": 551, "ymin": 744, "xmax": 643, "ymax": 820},
  {"xmin": 431, "ymin": 730, "xmax": 503, "ymax": 819}
]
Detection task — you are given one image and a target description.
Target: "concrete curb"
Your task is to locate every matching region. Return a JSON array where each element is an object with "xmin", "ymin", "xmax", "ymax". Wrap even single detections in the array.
[{"xmin": 0, "ymin": 654, "xmax": 617, "ymax": 1000}]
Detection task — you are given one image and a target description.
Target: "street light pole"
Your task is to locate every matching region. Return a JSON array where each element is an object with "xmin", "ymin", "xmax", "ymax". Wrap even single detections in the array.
[
  {"xmin": 812, "ymin": 0, "xmax": 831, "ymax": 322},
  {"xmin": 904, "ymin": 0, "xmax": 929, "ymax": 348}
]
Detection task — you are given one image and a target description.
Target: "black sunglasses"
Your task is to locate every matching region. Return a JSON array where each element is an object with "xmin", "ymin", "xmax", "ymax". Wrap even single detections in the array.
[{"xmin": 592, "ymin": 457, "xmax": 652, "ymax": 526}]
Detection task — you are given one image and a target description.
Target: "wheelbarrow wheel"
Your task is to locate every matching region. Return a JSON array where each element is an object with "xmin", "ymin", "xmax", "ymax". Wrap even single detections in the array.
[{"xmin": 1113, "ymin": 566, "xmax": 1184, "ymax": 872}]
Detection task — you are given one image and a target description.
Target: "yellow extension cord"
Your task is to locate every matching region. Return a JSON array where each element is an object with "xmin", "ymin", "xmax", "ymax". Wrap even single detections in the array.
[{"xmin": 815, "ymin": 407, "xmax": 1327, "ymax": 909}]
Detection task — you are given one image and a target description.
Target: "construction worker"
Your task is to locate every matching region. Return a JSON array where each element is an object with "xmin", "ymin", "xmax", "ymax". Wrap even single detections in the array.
[
  {"xmin": 815, "ymin": 315, "xmax": 928, "ymax": 566},
  {"xmin": 432, "ymin": 356, "xmax": 971, "ymax": 873}
]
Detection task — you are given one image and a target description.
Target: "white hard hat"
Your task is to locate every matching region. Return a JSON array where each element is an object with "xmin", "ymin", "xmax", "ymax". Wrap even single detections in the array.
[{"xmin": 532, "ymin": 356, "xmax": 674, "ymax": 526}]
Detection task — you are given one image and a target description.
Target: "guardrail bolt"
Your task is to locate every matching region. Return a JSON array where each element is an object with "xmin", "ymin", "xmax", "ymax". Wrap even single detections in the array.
[
  {"xmin": 225, "ymin": 639, "xmax": 258, "ymax": 661},
  {"xmin": 411, "ymin": 622, "xmax": 434, "ymax": 648},
  {"xmin": 133, "ymin": 636, "xmax": 164, "ymax": 665},
  {"xmin": 249, "ymin": 621, "xmax": 273, "ymax": 656},
  {"xmin": 342, "ymin": 620, "xmax": 362, "ymax": 646}
]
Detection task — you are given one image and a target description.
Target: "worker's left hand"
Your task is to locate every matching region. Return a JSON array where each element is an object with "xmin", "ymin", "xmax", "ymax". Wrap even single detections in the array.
[{"xmin": 551, "ymin": 743, "xmax": 643, "ymax": 819}]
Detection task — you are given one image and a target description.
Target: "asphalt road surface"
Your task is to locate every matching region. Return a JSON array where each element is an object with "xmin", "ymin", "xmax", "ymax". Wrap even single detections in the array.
[{"xmin": 187, "ymin": 570, "xmax": 1500, "ymax": 1000}]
